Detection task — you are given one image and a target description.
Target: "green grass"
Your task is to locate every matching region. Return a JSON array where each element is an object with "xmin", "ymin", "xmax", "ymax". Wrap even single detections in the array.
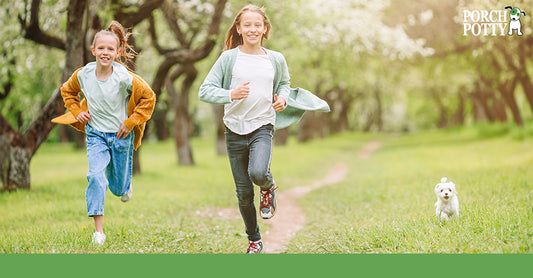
[
  {"xmin": 0, "ymin": 127, "xmax": 532, "ymax": 253},
  {"xmin": 288, "ymin": 128, "xmax": 533, "ymax": 253}
]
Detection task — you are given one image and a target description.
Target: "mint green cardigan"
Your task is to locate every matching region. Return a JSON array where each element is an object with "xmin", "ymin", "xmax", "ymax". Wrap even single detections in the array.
[{"xmin": 199, "ymin": 47, "xmax": 330, "ymax": 129}]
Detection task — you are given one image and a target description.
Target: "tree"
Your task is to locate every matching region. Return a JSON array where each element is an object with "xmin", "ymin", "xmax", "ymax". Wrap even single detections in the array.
[
  {"xmin": 147, "ymin": 0, "xmax": 227, "ymax": 165},
  {"xmin": 284, "ymin": 0, "xmax": 432, "ymax": 137},
  {"xmin": 385, "ymin": 0, "xmax": 532, "ymax": 128},
  {"xmin": 1, "ymin": 0, "xmax": 86, "ymax": 191}
]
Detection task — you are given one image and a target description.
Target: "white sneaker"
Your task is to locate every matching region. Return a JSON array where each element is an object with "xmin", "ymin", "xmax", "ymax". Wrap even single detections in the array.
[
  {"xmin": 92, "ymin": 232, "xmax": 106, "ymax": 245},
  {"xmin": 120, "ymin": 186, "xmax": 133, "ymax": 202}
]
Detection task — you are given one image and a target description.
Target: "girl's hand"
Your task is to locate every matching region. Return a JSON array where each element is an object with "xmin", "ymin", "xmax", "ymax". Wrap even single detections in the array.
[
  {"xmin": 231, "ymin": 82, "xmax": 250, "ymax": 100},
  {"xmin": 116, "ymin": 122, "xmax": 132, "ymax": 139},
  {"xmin": 272, "ymin": 94, "xmax": 286, "ymax": 112},
  {"xmin": 76, "ymin": 111, "xmax": 91, "ymax": 124}
]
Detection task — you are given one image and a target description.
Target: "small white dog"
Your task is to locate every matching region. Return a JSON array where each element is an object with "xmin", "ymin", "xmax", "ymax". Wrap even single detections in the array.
[{"xmin": 434, "ymin": 177, "xmax": 459, "ymax": 221}]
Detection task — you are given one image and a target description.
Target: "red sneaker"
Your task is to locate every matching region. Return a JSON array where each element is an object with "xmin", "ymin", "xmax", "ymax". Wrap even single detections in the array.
[
  {"xmin": 246, "ymin": 240, "xmax": 263, "ymax": 254},
  {"xmin": 260, "ymin": 184, "xmax": 277, "ymax": 219}
]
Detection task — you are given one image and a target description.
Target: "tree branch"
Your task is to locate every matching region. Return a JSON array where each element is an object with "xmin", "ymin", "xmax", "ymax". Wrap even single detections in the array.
[
  {"xmin": 0, "ymin": 113, "xmax": 17, "ymax": 138},
  {"xmin": 21, "ymin": 88, "xmax": 64, "ymax": 155},
  {"xmin": 19, "ymin": 0, "xmax": 66, "ymax": 50},
  {"xmin": 148, "ymin": 15, "xmax": 174, "ymax": 55},
  {"xmin": 161, "ymin": 0, "xmax": 188, "ymax": 47},
  {"xmin": 193, "ymin": 0, "xmax": 227, "ymax": 58},
  {"xmin": 494, "ymin": 43, "xmax": 519, "ymax": 72},
  {"xmin": 150, "ymin": 0, "xmax": 227, "ymax": 98},
  {"xmin": 113, "ymin": 0, "xmax": 165, "ymax": 28}
]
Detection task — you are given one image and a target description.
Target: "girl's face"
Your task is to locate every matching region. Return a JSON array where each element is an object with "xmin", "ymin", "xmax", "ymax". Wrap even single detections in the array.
[
  {"xmin": 237, "ymin": 11, "xmax": 266, "ymax": 48},
  {"xmin": 91, "ymin": 34, "xmax": 120, "ymax": 68}
]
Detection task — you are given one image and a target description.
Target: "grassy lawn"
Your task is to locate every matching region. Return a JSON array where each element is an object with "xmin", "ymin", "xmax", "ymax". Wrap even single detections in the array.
[
  {"xmin": 0, "ymin": 126, "xmax": 532, "ymax": 253},
  {"xmin": 290, "ymin": 128, "xmax": 533, "ymax": 253}
]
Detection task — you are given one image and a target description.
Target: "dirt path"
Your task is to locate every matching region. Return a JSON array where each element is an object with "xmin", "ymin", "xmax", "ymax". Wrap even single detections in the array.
[
  {"xmin": 195, "ymin": 141, "xmax": 381, "ymax": 253},
  {"xmin": 261, "ymin": 141, "xmax": 381, "ymax": 253}
]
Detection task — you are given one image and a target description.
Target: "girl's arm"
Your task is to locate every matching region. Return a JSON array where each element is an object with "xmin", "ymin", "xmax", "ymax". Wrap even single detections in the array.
[
  {"xmin": 199, "ymin": 54, "xmax": 232, "ymax": 105},
  {"xmin": 60, "ymin": 68, "xmax": 84, "ymax": 118}
]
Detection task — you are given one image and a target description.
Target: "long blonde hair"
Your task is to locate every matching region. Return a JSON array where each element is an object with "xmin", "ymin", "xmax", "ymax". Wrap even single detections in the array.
[
  {"xmin": 224, "ymin": 5, "xmax": 271, "ymax": 51},
  {"xmin": 92, "ymin": 21, "xmax": 136, "ymax": 68}
]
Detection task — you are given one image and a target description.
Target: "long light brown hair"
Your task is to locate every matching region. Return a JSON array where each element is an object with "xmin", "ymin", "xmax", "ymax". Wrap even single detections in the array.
[
  {"xmin": 224, "ymin": 5, "xmax": 271, "ymax": 51},
  {"xmin": 92, "ymin": 21, "xmax": 136, "ymax": 68}
]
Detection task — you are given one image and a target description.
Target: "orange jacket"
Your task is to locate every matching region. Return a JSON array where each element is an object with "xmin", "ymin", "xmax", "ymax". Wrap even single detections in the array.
[{"xmin": 52, "ymin": 67, "xmax": 156, "ymax": 150}]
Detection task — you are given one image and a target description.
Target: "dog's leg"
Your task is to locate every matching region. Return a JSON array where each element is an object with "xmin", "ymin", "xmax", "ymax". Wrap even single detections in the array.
[{"xmin": 437, "ymin": 211, "xmax": 446, "ymax": 221}]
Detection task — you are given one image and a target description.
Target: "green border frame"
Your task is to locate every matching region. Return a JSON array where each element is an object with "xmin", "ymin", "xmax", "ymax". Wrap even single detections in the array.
[{"xmin": 1, "ymin": 254, "xmax": 531, "ymax": 277}]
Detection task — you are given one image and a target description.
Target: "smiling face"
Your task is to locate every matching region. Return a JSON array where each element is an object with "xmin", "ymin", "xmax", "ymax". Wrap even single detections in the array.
[
  {"xmin": 236, "ymin": 11, "xmax": 267, "ymax": 48},
  {"xmin": 91, "ymin": 33, "xmax": 120, "ymax": 68}
]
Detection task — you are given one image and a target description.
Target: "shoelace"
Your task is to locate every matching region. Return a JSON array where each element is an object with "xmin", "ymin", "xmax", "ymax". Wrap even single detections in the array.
[
  {"xmin": 261, "ymin": 186, "xmax": 276, "ymax": 208},
  {"xmin": 247, "ymin": 241, "xmax": 261, "ymax": 253}
]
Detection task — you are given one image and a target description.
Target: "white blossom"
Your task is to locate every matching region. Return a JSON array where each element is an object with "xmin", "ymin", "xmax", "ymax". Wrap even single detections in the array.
[{"xmin": 301, "ymin": 0, "xmax": 433, "ymax": 59}]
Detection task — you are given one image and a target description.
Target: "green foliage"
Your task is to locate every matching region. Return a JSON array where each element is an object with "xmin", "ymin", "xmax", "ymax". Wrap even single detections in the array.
[
  {"xmin": 474, "ymin": 122, "xmax": 512, "ymax": 138},
  {"xmin": 510, "ymin": 122, "xmax": 533, "ymax": 141},
  {"xmin": 0, "ymin": 0, "xmax": 65, "ymax": 131},
  {"xmin": 0, "ymin": 45, "xmax": 64, "ymax": 131},
  {"xmin": 453, "ymin": 121, "xmax": 533, "ymax": 141}
]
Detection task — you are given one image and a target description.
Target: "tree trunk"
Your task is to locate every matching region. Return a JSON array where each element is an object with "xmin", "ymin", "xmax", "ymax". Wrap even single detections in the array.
[
  {"xmin": 518, "ymin": 72, "xmax": 533, "ymax": 114},
  {"xmin": 489, "ymin": 48, "xmax": 522, "ymax": 126},
  {"xmin": 274, "ymin": 128, "xmax": 289, "ymax": 146},
  {"xmin": 0, "ymin": 131, "xmax": 31, "ymax": 192},
  {"xmin": 374, "ymin": 88, "xmax": 383, "ymax": 131},
  {"xmin": 450, "ymin": 90, "xmax": 466, "ymax": 126},
  {"xmin": 499, "ymin": 76, "xmax": 522, "ymax": 126},
  {"xmin": 514, "ymin": 43, "xmax": 533, "ymax": 115},
  {"xmin": 473, "ymin": 81, "xmax": 496, "ymax": 122},
  {"xmin": 297, "ymin": 112, "xmax": 316, "ymax": 142},
  {"xmin": 497, "ymin": 42, "xmax": 533, "ymax": 115},
  {"xmin": 431, "ymin": 89, "xmax": 448, "ymax": 128},
  {"xmin": 492, "ymin": 96, "xmax": 507, "ymax": 122},
  {"xmin": 167, "ymin": 65, "xmax": 196, "ymax": 165},
  {"xmin": 148, "ymin": 0, "xmax": 227, "ymax": 161},
  {"xmin": 152, "ymin": 107, "xmax": 170, "ymax": 141}
]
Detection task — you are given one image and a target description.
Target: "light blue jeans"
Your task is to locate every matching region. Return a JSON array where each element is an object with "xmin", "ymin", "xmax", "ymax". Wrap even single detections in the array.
[
  {"xmin": 225, "ymin": 124, "xmax": 275, "ymax": 241},
  {"xmin": 85, "ymin": 124, "xmax": 133, "ymax": 216}
]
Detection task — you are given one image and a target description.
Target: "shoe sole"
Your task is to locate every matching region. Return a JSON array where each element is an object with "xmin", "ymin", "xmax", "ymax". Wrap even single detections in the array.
[
  {"xmin": 120, "ymin": 187, "xmax": 133, "ymax": 202},
  {"xmin": 92, "ymin": 233, "xmax": 106, "ymax": 245},
  {"xmin": 260, "ymin": 209, "xmax": 275, "ymax": 219}
]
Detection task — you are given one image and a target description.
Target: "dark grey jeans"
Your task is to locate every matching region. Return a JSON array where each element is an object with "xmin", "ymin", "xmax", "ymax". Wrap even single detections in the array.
[{"xmin": 225, "ymin": 124, "xmax": 275, "ymax": 241}]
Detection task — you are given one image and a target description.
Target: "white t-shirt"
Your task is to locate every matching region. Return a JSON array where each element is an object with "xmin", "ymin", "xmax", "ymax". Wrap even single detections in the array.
[
  {"xmin": 77, "ymin": 62, "xmax": 132, "ymax": 133},
  {"xmin": 224, "ymin": 50, "xmax": 275, "ymax": 135}
]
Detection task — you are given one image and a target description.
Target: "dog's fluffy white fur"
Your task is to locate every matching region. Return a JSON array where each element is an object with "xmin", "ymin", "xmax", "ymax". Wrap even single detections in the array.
[{"xmin": 434, "ymin": 177, "xmax": 459, "ymax": 221}]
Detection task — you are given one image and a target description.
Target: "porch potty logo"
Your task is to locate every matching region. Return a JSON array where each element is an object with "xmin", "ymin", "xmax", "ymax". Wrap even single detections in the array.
[{"xmin": 463, "ymin": 5, "xmax": 527, "ymax": 36}]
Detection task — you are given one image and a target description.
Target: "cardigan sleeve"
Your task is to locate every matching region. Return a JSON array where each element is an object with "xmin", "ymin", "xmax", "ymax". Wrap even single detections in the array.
[
  {"xmin": 198, "ymin": 52, "xmax": 232, "ymax": 105},
  {"xmin": 123, "ymin": 73, "xmax": 156, "ymax": 131},
  {"xmin": 60, "ymin": 67, "xmax": 84, "ymax": 118},
  {"xmin": 275, "ymin": 53, "xmax": 291, "ymax": 102}
]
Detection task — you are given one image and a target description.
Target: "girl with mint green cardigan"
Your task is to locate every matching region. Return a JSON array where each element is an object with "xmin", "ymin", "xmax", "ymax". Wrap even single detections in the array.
[{"xmin": 199, "ymin": 4, "xmax": 328, "ymax": 254}]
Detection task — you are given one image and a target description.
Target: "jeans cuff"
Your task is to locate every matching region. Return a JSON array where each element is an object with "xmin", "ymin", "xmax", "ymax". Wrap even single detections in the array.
[{"xmin": 88, "ymin": 210, "xmax": 104, "ymax": 217}]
